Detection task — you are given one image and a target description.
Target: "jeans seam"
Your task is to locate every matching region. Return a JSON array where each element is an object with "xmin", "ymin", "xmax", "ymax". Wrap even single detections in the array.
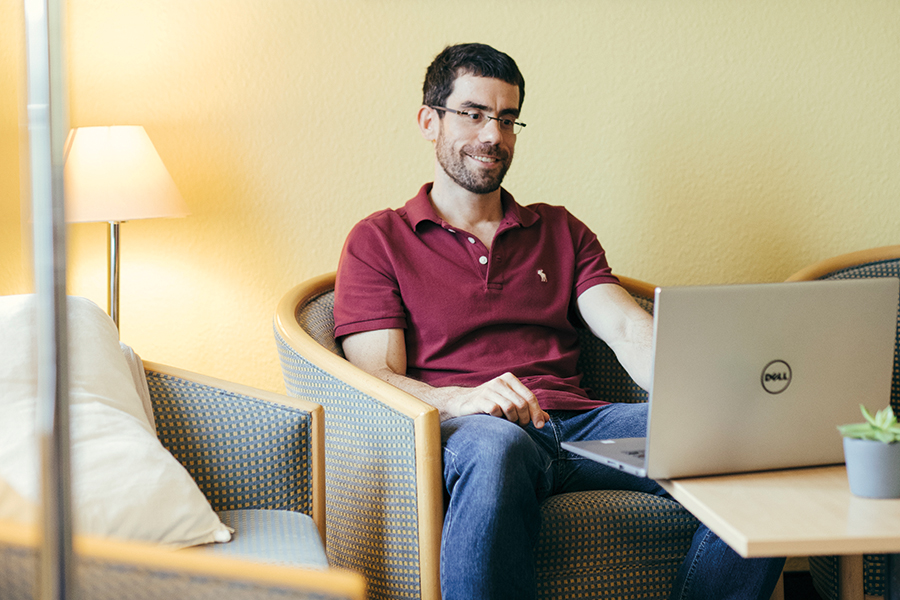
[
  {"xmin": 541, "ymin": 415, "xmax": 560, "ymax": 493},
  {"xmin": 676, "ymin": 528, "xmax": 712, "ymax": 600},
  {"xmin": 439, "ymin": 447, "xmax": 459, "ymax": 586},
  {"xmin": 546, "ymin": 413, "xmax": 563, "ymax": 461},
  {"xmin": 444, "ymin": 446, "xmax": 461, "ymax": 478}
]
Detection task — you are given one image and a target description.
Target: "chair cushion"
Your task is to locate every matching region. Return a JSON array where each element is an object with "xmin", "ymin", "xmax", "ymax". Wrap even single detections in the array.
[
  {"xmin": 536, "ymin": 490, "xmax": 698, "ymax": 599},
  {"xmin": 192, "ymin": 509, "xmax": 328, "ymax": 569}
]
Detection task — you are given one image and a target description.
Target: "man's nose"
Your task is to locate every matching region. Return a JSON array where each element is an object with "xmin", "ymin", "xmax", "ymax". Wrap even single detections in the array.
[{"xmin": 478, "ymin": 117, "xmax": 503, "ymax": 143}]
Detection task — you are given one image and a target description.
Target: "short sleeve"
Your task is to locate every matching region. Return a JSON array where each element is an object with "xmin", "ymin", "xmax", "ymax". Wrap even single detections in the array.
[
  {"xmin": 333, "ymin": 216, "xmax": 409, "ymax": 340},
  {"xmin": 567, "ymin": 211, "xmax": 620, "ymax": 297}
]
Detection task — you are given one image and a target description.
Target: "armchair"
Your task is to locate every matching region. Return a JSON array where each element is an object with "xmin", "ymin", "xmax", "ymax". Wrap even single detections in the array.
[
  {"xmin": 0, "ymin": 362, "xmax": 365, "ymax": 599},
  {"xmin": 144, "ymin": 362, "xmax": 327, "ymax": 565},
  {"xmin": 275, "ymin": 272, "xmax": 700, "ymax": 600},
  {"xmin": 787, "ymin": 245, "xmax": 900, "ymax": 600}
]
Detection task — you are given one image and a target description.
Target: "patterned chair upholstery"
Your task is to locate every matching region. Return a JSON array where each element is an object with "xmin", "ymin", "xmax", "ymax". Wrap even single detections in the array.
[
  {"xmin": 274, "ymin": 272, "xmax": 700, "ymax": 600},
  {"xmin": 787, "ymin": 245, "xmax": 900, "ymax": 600},
  {"xmin": 145, "ymin": 363, "xmax": 327, "ymax": 567},
  {"xmin": 0, "ymin": 521, "xmax": 365, "ymax": 600},
  {"xmin": 0, "ymin": 363, "xmax": 365, "ymax": 599}
]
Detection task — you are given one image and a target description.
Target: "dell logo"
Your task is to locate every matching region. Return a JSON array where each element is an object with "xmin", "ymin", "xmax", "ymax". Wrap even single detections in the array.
[{"xmin": 761, "ymin": 360, "xmax": 792, "ymax": 394}]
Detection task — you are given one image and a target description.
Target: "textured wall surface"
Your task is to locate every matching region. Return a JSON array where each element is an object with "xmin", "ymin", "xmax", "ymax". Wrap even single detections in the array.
[
  {"xmin": 0, "ymin": 0, "xmax": 26, "ymax": 295},
  {"xmin": 3, "ymin": 1, "xmax": 899, "ymax": 392}
]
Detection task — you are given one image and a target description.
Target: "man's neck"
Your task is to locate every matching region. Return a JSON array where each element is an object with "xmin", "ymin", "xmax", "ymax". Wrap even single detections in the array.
[{"xmin": 428, "ymin": 177, "xmax": 504, "ymax": 236}]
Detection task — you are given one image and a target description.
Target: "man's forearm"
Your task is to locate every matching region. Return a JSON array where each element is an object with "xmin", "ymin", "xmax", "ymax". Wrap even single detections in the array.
[
  {"xmin": 608, "ymin": 338, "xmax": 653, "ymax": 391},
  {"xmin": 367, "ymin": 366, "xmax": 548, "ymax": 427},
  {"xmin": 367, "ymin": 366, "xmax": 463, "ymax": 421},
  {"xmin": 342, "ymin": 329, "xmax": 547, "ymax": 427},
  {"xmin": 577, "ymin": 283, "xmax": 654, "ymax": 392},
  {"xmin": 606, "ymin": 316, "xmax": 654, "ymax": 391}
]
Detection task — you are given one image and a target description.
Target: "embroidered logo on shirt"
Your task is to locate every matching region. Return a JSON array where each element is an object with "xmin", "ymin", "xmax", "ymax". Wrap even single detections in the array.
[{"xmin": 537, "ymin": 269, "xmax": 548, "ymax": 283}]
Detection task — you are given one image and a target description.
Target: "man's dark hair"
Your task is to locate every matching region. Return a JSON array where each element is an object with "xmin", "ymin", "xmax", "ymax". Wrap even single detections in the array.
[{"xmin": 423, "ymin": 43, "xmax": 525, "ymax": 112}]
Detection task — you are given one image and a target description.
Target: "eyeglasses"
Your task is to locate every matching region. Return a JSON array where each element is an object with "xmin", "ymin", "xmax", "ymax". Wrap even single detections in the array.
[{"xmin": 430, "ymin": 106, "xmax": 526, "ymax": 135}]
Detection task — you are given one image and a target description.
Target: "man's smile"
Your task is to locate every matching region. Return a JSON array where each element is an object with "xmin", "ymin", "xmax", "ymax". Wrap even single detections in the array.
[{"xmin": 464, "ymin": 146, "xmax": 507, "ymax": 167}]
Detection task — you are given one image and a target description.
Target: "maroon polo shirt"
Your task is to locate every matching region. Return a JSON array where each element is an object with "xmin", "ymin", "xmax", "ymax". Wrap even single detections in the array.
[{"xmin": 334, "ymin": 183, "xmax": 621, "ymax": 411}]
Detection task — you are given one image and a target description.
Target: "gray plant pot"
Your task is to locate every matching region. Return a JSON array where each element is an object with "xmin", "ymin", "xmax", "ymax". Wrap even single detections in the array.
[{"xmin": 843, "ymin": 437, "xmax": 900, "ymax": 499}]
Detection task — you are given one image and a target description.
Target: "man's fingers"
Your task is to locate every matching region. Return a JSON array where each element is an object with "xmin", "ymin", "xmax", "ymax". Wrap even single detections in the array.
[
  {"xmin": 493, "ymin": 373, "xmax": 546, "ymax": 428},
  {"xmin": 531, "ymin": 406, "xmax": 550, "ymax": 429},
  {"xmin": 457, "ymin": 373, "xmax": 548, "ymax": 428}
]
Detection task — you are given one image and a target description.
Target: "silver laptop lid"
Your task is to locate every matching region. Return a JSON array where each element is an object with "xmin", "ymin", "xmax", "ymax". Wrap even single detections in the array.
[{"xmin": 644, "ymin": 278, "xmax": 898, "ymax": 479}]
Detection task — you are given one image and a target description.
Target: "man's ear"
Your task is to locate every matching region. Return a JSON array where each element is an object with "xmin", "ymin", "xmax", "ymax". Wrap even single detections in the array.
[{"xmin": 417, "ymin": 105, "xmax": 439, "ymax": 142}]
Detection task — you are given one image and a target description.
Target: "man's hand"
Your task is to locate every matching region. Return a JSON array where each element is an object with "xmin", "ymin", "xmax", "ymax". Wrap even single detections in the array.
[
  {"xmin": 444, "ymin": 372, "xmax": 549, "ymax": 428},
  {"xmin": 341, "ymin": 329, "xmax": 549, "ymax": 428}
]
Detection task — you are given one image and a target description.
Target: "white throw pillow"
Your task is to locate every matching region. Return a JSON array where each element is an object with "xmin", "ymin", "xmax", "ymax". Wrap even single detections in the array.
[
  {"xmin": 119, "ymin": 342, "xmax": 157, "ymax": 435},
  {"xmin": 0, "ymin": 294, "xmax": 231, "ymax": 549}
]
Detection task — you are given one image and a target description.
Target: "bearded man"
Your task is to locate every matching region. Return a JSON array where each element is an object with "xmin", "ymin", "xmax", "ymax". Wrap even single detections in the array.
[{"xmin": 333, "ymin": 42, "xmax": 785, "ymax": 600}]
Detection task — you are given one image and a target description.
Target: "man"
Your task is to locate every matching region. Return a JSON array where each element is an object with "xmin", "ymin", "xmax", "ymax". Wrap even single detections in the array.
[{"xmin": 334, "ymin": 42, "xmax": 784, "ymax": 600}]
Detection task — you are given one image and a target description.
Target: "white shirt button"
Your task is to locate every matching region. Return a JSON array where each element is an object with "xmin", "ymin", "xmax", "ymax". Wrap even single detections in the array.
[
  {"xmin": 448, "ymin": 229, "xmax": 456, "ymax": 233},
  {"xmin": 467, "ymin": 237, "xmax": 476, "ymax": 244},
  {"xmin": 479, "ymin": 256, "xmax": 488, "ymax": 265}
]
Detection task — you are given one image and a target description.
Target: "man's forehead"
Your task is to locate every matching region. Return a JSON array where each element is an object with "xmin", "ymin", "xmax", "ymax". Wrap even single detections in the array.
[{"xmin": 448, "ymin": 73, "xmax": 520, "ymax": 111}]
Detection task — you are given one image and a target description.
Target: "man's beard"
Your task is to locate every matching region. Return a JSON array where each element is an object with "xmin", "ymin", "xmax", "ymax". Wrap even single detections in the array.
[{"xmin": 435, "ymin": 131, "xmax": 513, "ymax": 195}]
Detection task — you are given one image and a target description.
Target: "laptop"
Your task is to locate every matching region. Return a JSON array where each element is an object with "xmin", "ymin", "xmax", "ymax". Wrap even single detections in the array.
[{"xmin": 561, "ymin": 277, "xmax": 899, "ymax": 479}]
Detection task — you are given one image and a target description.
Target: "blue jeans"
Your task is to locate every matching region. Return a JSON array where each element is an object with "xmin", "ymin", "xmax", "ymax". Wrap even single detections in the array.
[{"xmin": 440, "ymin": 404, "xmax": 785, "ymax": 600}]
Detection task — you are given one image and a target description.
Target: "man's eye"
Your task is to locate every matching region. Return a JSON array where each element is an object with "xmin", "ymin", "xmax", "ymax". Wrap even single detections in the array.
[
  {"xmin": 467, "ymin": 112, "xmax": 483, "ymax": 121},
  {"xmin": 500, "ymin": 119, "xmax": 514, "ymax": 127}
]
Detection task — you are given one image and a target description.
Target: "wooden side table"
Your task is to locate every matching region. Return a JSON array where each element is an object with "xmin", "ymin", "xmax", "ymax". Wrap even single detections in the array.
[{"xmin": 660, "ymin": 465, "xmax": 900, "ymax": 600}]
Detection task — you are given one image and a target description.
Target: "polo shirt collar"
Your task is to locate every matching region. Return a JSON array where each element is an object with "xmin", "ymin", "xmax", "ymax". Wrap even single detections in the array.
[{"xmin": 406, "ymin": 183, "xmax": 541, "ymax": 232}]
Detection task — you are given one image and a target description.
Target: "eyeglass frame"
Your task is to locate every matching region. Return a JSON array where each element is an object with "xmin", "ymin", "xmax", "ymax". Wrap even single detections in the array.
[{"xmin": 429, "ymin": 105, "xmax": 526, "ymax": 135}]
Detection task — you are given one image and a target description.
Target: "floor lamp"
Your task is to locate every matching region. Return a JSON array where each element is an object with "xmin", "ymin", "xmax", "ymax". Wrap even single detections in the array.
[{"xmin": 64, "ymin": 126, "xmax": 189, "ymax": 332}]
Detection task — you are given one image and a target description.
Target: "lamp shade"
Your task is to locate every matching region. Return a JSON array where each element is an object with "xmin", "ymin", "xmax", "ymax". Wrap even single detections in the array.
[{"xmin": 64, "ymin": 126, "xmax": 190, "ymax": 223}]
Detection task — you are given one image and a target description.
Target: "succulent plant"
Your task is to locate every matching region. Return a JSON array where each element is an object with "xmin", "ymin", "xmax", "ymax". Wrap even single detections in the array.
[{"xmin": 838, "ymin": 404, "xmax": 900, "ymax": 444}]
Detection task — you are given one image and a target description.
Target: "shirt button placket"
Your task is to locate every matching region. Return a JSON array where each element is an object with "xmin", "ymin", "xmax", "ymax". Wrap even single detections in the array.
[{"xmin": 467, "ymin": 237, "xmax": 489, "ymax": 277}]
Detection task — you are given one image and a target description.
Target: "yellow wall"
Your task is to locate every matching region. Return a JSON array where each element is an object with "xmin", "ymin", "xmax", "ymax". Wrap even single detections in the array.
[
  {"xmin": 3, "ymin": 1, "xmax": 899, "ymax": 393},
  {"xmin": 0, "ymin": 0, "xmax": 26, "ymax": 295}
]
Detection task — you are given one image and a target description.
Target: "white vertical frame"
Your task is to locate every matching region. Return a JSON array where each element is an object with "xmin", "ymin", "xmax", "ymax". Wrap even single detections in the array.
[{"xmin": 22, "ymin": 0, "xmax": 73, "ymax": 598}]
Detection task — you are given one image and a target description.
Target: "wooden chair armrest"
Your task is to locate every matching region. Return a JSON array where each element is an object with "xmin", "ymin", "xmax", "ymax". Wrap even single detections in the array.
[
  {"xmin": 275, "ymin": 275, "xmax": 443, "ymax": 600},
  {"xmin": 0, "ymin": 519, "xmax": 365, "ymax": 600},
  {"xmin": 786, "ymin": 245, "xmax": 900, "ymax": 281}
]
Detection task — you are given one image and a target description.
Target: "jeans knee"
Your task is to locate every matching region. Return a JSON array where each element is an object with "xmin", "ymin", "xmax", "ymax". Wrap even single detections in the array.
[{"xmin": 443, "ymin": 415, "xmax": 547, "ymax": 492}]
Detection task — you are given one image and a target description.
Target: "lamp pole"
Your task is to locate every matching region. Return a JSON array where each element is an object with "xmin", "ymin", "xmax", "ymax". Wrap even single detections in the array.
[{"xmin": 108, "ymin": 221, "xmax": 120, "ymax": 331}]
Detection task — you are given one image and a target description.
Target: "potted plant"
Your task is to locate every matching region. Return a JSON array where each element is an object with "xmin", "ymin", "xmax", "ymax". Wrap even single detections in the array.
[{"xmin": 838, "ymin": 404, "xmax": 900, "ymax": 498}]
